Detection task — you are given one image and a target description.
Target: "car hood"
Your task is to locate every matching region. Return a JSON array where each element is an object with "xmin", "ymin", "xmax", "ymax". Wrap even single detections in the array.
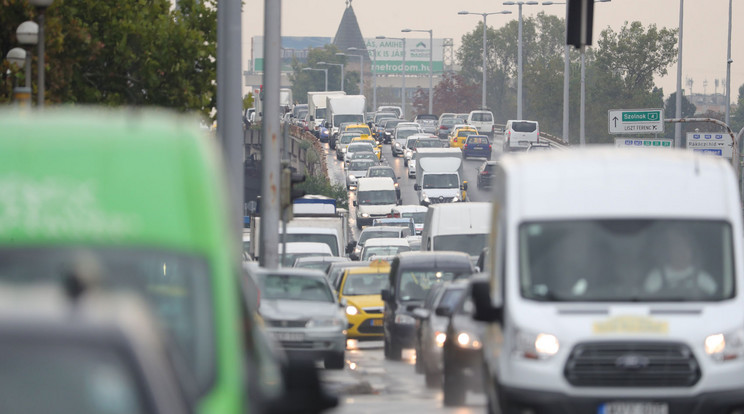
[
  {"xmin": 260, "ymin": 299, "xmax": 339, "ymax": 320},
  {"xmin": 344, "ymin": 294, "xmax": 384, "ymax": 310}
]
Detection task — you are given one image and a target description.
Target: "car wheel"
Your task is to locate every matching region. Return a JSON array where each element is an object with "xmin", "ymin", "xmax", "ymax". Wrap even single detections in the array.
[
  {"xmin": 385, "ymin": 337, "xmax": 402, "ymax": 361},
  {"xmin": 324, "ymin": 352, "xmax": 345, "ymax": 370},
  {"xmin": 424, "ymin": 362, "xmax": 442, "ymax": 388},
  {"xmin": 414, "ymin": 345, "xmax": 423, "ymax": 374},
  {"xmin": 443, "ymin": 359, "xmax": 466, "ymax": 406},
  {"xmin": 404, "ymin": 159, "xmax": 408, "ymax": 166}
]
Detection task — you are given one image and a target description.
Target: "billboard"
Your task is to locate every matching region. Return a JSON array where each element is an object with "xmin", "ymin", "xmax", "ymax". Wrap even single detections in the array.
[{"xmin": 251, "ymin": 36, "xmax": 446, "ymax": 75}]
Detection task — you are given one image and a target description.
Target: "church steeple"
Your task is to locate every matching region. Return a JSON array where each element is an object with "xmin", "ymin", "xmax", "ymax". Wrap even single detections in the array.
[{"xmin": 332, "ymin": 3, "xmax": 368, "ymax": 61}]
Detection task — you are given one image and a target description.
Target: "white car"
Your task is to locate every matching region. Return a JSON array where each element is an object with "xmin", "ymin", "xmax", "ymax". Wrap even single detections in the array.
[
  {"xmin": 359, "ymin": 238, "xmax": 412, "ymax": 261},
  {"xmin": 346, "ymin": 159, "xmax": 376, "ymax": 190},
  {"xmin": 277, "ymin": 242, "xmax": 333, "ymax": 267},
  {"xmin": 407, "ymin": 158, "xmax": 416, "ymax": 178},
  {"xmin": 391, "ymin": 205, "xmax": 428, "ymax": 235}
]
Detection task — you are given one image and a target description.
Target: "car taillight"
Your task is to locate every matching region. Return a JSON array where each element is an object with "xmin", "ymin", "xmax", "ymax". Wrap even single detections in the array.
[
  {"xmin": 463, "ymin": 144, "xmax": 468, "ymax": 149},
  {"xmin": 439, "ymin": 126, "xmax": 446, "ymax": 129},
  {"xmin": 489, "ymin": 144, "xmax": 492, "ymax": 149},
  {"xmin": 454, "ymin": 138, "xmax": 457, "ymax": 143}
]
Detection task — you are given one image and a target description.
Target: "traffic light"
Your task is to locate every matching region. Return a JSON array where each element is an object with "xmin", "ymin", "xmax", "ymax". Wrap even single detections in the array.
[
  {"xmin": 281, "ymin": 167, "xmax": 306, "ymax": 212},
  {"xmin": 566, "ymin": 0, "xmax": 594, "ymax": 49}
]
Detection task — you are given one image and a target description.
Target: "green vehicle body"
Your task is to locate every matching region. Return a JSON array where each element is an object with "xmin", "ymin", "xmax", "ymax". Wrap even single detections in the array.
[{"xmin": 0, "ymin": 109, "xmax": 245, "ymax": 414}]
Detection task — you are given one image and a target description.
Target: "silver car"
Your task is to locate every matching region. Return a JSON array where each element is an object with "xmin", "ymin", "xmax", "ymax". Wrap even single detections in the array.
[
  {"xmin": 252, "ymin": 268, "xmax": 348, "ymax": 369},
  {"xmin": 346, "ymin": 159, "xmax": 376, "ymax": 190}
]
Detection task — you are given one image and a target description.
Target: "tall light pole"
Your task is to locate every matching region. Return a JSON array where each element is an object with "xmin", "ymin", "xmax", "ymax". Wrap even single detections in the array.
[
  {"xmin": 302, "ymin": 67, "xmax": 328, "ymax": 91},
  {"xmin": 458, "ymin": 11, "xmax": 512, "ymax": 110},
  {"xmin": 318, "ymin": 61, "xmax": 344, "ymax": 91},
  {"xmin": 402, "ymin": 28, "xmax": 434, "ymax": 114},
  {"xmin": 16, "ymin": 20, "xmax": 38, "ymax": 100},
  {"xmin": 725, "ymin": 0, "xmax": 733, "ymax": 126},
  {"xmin": 504, "ymin": 1, "xmax": 538, "ymax": 120},
  {"xmin": 377, "ymin": 36, "xmax": 407, "ymax": 119},
  {"xmin": 29, "ymin": 0, "xmax": 53, "ymax": 108},
  {"xmin": 542, "ymin": 1, "xmax": 569, "ymax": 143},
  {"xmin": 6, "ymin": 47, "xmax": 30, "ymax": 108},
  {"xmin": 675, "ymin": 0, "xmax": 684, "ymax": 147}
]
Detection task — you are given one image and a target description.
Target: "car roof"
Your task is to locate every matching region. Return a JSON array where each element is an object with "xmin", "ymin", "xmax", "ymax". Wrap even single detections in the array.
[
  {"xmin": 345, "ymin": 259, "xmax": 392, "ymax": 274},
  {"xmin": 251, "ymin": 267, "xmax": 328, "ymax": 279},
  {"xmin": 293, "ymin": 256, "xmax": 350, "ymax": 264},
  {"xmin": 363, "ymin": 237, "xmax": 410, "ymax": 247},
  {"xmin": 361, "ymin": 226, "xmax": 405, "ymax": 233},
  {"xmin": 393, "ymin": 205, "xmax": 428, "ymax": 213},
  {"xmin": 278, "ymin": 242, "xmax": 333, "ymax": 253},
  {"xmin": 394, "ymin": 251, "xmax": 474, "ymax": 267}
]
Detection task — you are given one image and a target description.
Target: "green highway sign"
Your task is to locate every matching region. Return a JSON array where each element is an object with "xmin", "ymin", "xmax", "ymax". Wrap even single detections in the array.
[{"xmin": 608, "ymin": 108, "xmax": 664, "ymax": 134}]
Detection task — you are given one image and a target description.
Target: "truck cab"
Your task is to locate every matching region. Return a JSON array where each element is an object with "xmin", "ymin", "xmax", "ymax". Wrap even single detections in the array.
[{"xmin": 413, "ymin": 148, "xmax": 467, "ymax": 205}]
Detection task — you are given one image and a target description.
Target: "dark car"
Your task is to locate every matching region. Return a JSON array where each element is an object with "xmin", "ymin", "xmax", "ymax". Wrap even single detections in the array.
[
  {"xmin": 381, "ymin": 251, "xmax": 475, "ymax": 360},
  {"xmin": 414, "ymin": 114, "xmax": 439, "ymax": 134},
  {"xmin": 437, "ymin": 117, "xmax": 466, "ymax": 140},
  {"xmin": 462, "ymin": 135, "xmax": 492, "ymax": 160},
  {"xmin": 383, "ymin": 119, "xmax": 406, "ymax": 143},
  {"xmin": 441, "ymin": 276, "xmax": 488, "ymax": 406},
  {"xmin": 476, "ymin": 160, "xmax": 499, "ymax": 190},
  {"xmin": 367, "ymin": 165, "xmax": 401, "ymax": 199},
  {"xmin": 412, "ymin": 282, "xmax": 467, "ymax": 387}
]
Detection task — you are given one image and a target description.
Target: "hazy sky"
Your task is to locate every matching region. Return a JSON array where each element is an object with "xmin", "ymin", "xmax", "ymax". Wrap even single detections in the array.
[{"xmin": 242, "ymin": 0, "xmax": 742, "ymax": 104}]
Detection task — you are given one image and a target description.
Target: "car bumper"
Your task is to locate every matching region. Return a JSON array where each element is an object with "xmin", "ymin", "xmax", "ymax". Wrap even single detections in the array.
[
  {"xmin": 463, "ymin": 149, "xmax": 491, "ymax": 158},
  {"xmin": 348, "ymin": 315, "xmax": 384, "ymax": 339},
  {"xmin": 497, "ymin": 385, "xmax": 744, "ymax": 414},
  {"xmin": 389, "ymin": 322, "xmax": 417, "ymax": 348},
  {"xmin": 267, "ymin": 328, "xmax": 346, "ymax": 358}
]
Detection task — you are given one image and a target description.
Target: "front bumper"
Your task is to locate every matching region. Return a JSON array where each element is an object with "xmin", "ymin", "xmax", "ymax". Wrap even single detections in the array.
[
  {"xmin": 267, "ymin": 327, "xmax": 346, "ymax": 359},
  {"xmin": 348, "ymin": 314, "xmax": 384, "ymax": 339},
  {"xmin": 498, "ymin": 385, "xmax": 744, "ymax": 414}
]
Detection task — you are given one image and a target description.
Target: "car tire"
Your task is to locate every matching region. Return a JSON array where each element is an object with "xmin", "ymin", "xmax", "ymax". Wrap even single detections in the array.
[
  {"xmin": 424, "ymin": 364, "xmax": 442, "ymax": 388},
  {"xmin": 414, "ymin": 345, "xmax": 424, "ymax": 374},
  {"xmin": 384, "ymin": 337, "xmax": 402, "ymax": 361},
  {"xmin": 325, "ymin": 352, "xmax": 345, "ymax": 370},
  {"xmin": 404, "ymin": 159, "xmax": 408, "ymax": 167},
  {"xmin": 443, "ymin": 360, "xmax": 466, "ymax": 406},
  {"xmin": 487, "ymin": 155, "xmax": 492, "ymax": 161}
]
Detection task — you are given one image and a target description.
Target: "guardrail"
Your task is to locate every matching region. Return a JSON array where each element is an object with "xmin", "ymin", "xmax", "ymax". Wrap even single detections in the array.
[{"xmin": 243, "ymin": 125, "xmax": 328, "ymax": 178}]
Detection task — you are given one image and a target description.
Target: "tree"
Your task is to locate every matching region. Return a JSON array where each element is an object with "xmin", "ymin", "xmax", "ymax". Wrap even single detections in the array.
[
  {"xmin": 423, "ymin": 72, "xmax": 479, "ymax": 115},
  {"xmin": 732, "ymin": 84, "xmax": 744, "ymax": 133},
  {"xmin": 664, "ymin": 92, "xmax": 696, "ymax": 119},
  {"xmin": 1, "ymin": 0, "xmax": 217, "ymax": 118}
]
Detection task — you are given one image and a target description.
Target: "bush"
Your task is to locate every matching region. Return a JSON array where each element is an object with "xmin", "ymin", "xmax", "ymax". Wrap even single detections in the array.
[{"xmin": 297, "ymin": 175, "xmax": 349, "ymax": 210}]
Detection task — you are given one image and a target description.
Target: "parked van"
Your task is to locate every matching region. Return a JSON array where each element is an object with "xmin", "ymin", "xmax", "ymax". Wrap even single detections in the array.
[
  {"xmin": 354, "ymin": 177, "xmax": 399, "ymax": 229},
  {"xmin": 471, "ymin": 148, "xmax": 744, "ymax": 414},
  {"xmin": 467, "ymin": 110, "xmax": 495, "ymax": 137},
  {"xmin": 0, "ymin": 108, "xmax": 333, "ymax": 414},
  {"xmin": 503, "ymin": 119, "xmax": 539, "ymax": 152},
  {"xmin": 421, "ymin": 202, "xmax": 491, "ymax": 262}
]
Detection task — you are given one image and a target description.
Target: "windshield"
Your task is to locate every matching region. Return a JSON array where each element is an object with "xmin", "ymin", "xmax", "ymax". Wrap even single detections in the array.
[
  {"xmin": 315, "ymin": 108, "xmax": 326, "ymax": 119},
  {"xmin": 423, "ymin": 174, "xmax": 459, "ymax": 189},
  {"xmin": 414, "ymin": 140, "xmax": 440, "ymax": 148},
  {"xmin": 349, "ymin": 160, "xmax": 375, "ymax": 171},
  {"xmin": 512, "ymin": 121, "xmax": 537, "ymax": 132},
  {"xmin": 348, "ymin": 126, "xmax": 371, "ymax": 135},
  {"xmin": 368, "ymin": 169, "xmax": 395, "ymax": 179},
  {"xmin": 359, "ymin": 230, "xmax": 399, "ymax": 245},
  {"xmin": 348, "ymin": 144, "xmax": 374, "ymax": 153},
  {"xmin": 397, "ymin": 129, "xmax": 419, "ymax": 139},
  {"xmin": 471, "ymin": 112, "xmax": 493, "ymax": 122},
  {"xmin": 258, "ymin": 273, "xmax": 334, "ymax": 302},
  {"xmin": 434, "ymin": 233, "xmax": 488, "ymax": 256},
  {"xmin": 285, "ymin": 233, "xmax": 338, "ymax": 256},
  {"xmin": 352, "ymin": 152, "xmax": 377, "ymax": 161},
  {"xmin": 398, "ymin": 271, "xmax": 460, "ymax": 302},
  {"xmin": 342, "ymin": 272, "xmax": 388, "ymax": 296},
  {"xmin": 401, "ymin": 212, "xmax": 426, "ymax": 224},
  {"xmin": 334, "ymin": 115, "xmax": 364, "ymax": 127},
  {"xmin": 362, "ymin": 245, "xmax": 410, "ymax": 260},
  {"xmin": 0, "ymin": 342, "xmax": 148, "ymax": 414},
  {"xmin": 437, "ymin": 287, "xmax": 466, "ymax": 312},
  {"xmin": 519, "ymin": 220, "xmax": 734, "ymax": 302},
  {"xmin": 358, "ymin": 190, "xmax": 397, "ymax": 206},
  {"xmin": 0, "ymin": 248, "xmax": 214, "ymax": 390},
  {"xmin": 385, "ymin": 120, "xmax": 403, "ymax": 130},
  {"xmin": 457, "ymin": 130, "xmax": 477, "ymax": 138},
  {"xmin": 339, "ymin": 133, "xmax": 360, "ymax": 144}
]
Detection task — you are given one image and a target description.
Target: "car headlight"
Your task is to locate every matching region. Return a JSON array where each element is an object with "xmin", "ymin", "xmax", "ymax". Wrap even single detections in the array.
[
  {"xmin": 705, "ymin": 328, "xmax": 744, "ymax": 361},
  {"xmin": 341, "ymin": 147, "xmax": 347, "ymax": 152},
  {"xmin": 395, "ymin": 314, "xmax": 416, "ymax": 325},
  {"xmin": 306, "ymin": 317, "xmax": 344, "ymax": 328},
  {"xmin": 434, "ymin": 331, "xmax": 447, "ymax": 348},
  {"xmin": 394, "ymin": 142, "xmax": 401, "ymax": 148},
  {"xmin": 346, "ymin": 305, "xmax": 359, "ymax": 316},
  {"xmin": 514, "ymin": 330, "xmax": 559, "ymax": 360},
  {"xmin": 422, "ymin": 194, "xmax": 430, "ymax": 203},
  {"xmin": 452, "ymin": 196, "xmax": 460, "ymax": 202},
  {"xmin": 456, "ymin": 331, "xmax": 482, "ymax": 350},
  {"xmin": 361, "ymin": 213, "xmax": 370, "ymax": 218},
  {"xmin": 349, "ymin": 175, "xmax": 356, "ymax": 181},
  {"xmin": 394, "ymin": 182, "xmax": 399, "ymax": 188},
  {"xmin": 405, "ymin": 150, "xmax": 412, "ymax": 157}
]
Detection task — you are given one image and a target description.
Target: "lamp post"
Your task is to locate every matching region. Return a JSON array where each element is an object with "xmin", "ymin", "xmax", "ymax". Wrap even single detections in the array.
[
  {"xmin": 352, "ymin": 46, "xmax": 378, "ymax": 111},
  {"xmin": 503, "ymin": 1, "xmax": 538, "ymax": 120},
  {"xmin": 402, "ymin": 28, "xmax": 434, "ymax": 114},
  {"xmin": 542, "ymin": 1, "xmax": 569, "ymax": 143},
  {"xmin": 338, "ymin": 52, "xmax": 364, "ymax": 95},
  {"xmin": 318, "ymin": 61, "xmax": 344, "ymax": 91},
  {"xmin": 16, "ymin": 21, "xmax": 38, "ymax": 100},
  {"xmin": 302, "ymin": 67, "xmax": 328, "ymax": 91},
  {"xmin": 377, "ymin": 36, "xmax": 407, "ymax": 119},
  {"xmin": 6, "ymin": 47, "xmax": 30, "ymax": 107},
  {"xmin": 29, "ymin": 0, "xmax": 53, "ymax": 108},
  {"xmin": 725, "ymin": 0, "xmax": 732, "ymax": 126},
  {"xmin": 458, "ymin": 11, "xmax": 512, "ymax": 110}
]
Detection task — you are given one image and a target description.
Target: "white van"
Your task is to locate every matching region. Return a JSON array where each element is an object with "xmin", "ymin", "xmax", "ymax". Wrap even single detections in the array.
[
  {"xmin": 470, "ymin": 148, "xmax": 744, "ymax": 413},
  {"xmin": 467, "ymin": 110, "xmax": 495, "ymax": 137},
  {"xmin": 420, "ymin": 202, "xmax": 491, "ymax": 262},
  {"xmin": 354, "ymin": 177, "xmax": 399, "ymax": 229},
  {"xmin": 503, "ymin": 119, "xmax": 539, "ymax": 152}
]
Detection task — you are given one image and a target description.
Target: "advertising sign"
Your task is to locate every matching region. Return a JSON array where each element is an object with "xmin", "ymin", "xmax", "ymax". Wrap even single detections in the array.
[
  {"xmin": 252, "ymin": 36, "xmax": 333, "ymax": 72},
  {"xmin": 686, "ymin": 133, "xmax": 733, "ymax": 158},
  {"xmin": 614, "ymin": 138, "xmax": 673, "ymax": 149},
  {"xmin": 363, "ymin": 38, "xmax": 445, "ymax": 75}
]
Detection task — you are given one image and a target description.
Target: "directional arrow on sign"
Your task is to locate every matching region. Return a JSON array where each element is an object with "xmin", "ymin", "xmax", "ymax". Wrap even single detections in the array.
[{"xmin": 613, "ymin": 116, "xmax": 618, "ymax": 128}]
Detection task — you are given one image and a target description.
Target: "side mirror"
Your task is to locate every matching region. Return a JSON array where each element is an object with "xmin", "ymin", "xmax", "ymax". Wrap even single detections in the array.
[
  {"xmin": 397, "ymin": 176, "xmax": 401, "ymax": 180},
  {"xmin": 259, "ymin": 112, "xmax": 263, "ymax": 117},
  {"xmin": 381, "ymin": 289, "xmax": 390, "ymax": 302},
  {"xmin": 339, "ymin": 297, "xmax": 348, "ymax": 307},
  {"xmin": 414, "ymin": 184, "xmax": 421, "ymax": 191},
  {"xmin": 325, "ymin": 122, "xmax": 330, "ymax": 128},
  {"xmin": 434, "ymin": 306, "xmax": 453, "ymax": 317},
  {"xmin": 471, "ymin": 278, "xmax": 503, "ymax": 323},
  {"xmin": 267, "ymin": 356, "xmax": 339, "ymax": 414},
  {"xmin": 412, "ymin": 307, "xmax": 430, "ymax": 320}
]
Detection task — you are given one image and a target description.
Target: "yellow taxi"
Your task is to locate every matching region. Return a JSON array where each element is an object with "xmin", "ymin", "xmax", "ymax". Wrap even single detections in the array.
[
  {"xmin": 344, "ymin": 124, "xmax": 372, "ymax": 138},
  {"xmin": 351, "ymin": 136, "xmax": 382, "ymax": 160},
  {"xmin": 338, "ymin": 259, "xmax": 390, "ymax": 340},
  {"xmin": 449, "ymin": 126, "xmax": 478, "ymax": 149}
]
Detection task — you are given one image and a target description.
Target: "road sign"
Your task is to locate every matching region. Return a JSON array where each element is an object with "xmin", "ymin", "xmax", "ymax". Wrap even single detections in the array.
[
  {"xmin": 614, "ymin": 138, "xmax": 673, "ymax": 149},
  {"xmin": 686, "ymin": 132, "xmax": 733, "ymax": 158},
  {"xmin": 608, "ymin": 109, "xmax": 664, "ymax": 134}
]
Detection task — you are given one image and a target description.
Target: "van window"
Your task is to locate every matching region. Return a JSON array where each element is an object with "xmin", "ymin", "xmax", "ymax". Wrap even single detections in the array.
[
  {"xmin": 401, "ymin": 212, "xmax": 426, "ymax": 224},
  {"xmin": 315, "ymin": 108, "xmax": 326, "ymax": 119},
  {"xmin": 0, "ymin": 248, "xmax": 214, "ymax": 390},
  {"xmin": 286, "ymin": 233, "xmax": 338, "ymax": 256},
  {"xmin": 423, "ymin": 174, "xmax": 459, "ymax": 189},
  {"xmin": 471, "ymin": 112, "xmax": 493, "ymax": 122},
  {"xmin": 511, "ymin": 122, "xmax": 537, "ymax": 132},
  {"xmin": 519, "ymin": 220, "xmax": 734, "ymax": 302},
  {"xmin": 357, "ymin": 190, "xmax": 396, "ymax": 206},
  {"xmin": 433, "ymin": 234, "xmax": 488, "ymax": 256}
]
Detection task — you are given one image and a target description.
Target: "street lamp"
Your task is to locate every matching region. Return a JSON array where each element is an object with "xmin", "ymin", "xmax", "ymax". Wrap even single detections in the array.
[
  {"xmin": 16, "ymin": 21, "xmax": 38, "ymax": 97},
  {"xmin": 318, "ymin": 61, "xmax": 344, "ymax": 91},
  {"xmin": 352, "ymin": 46, "xmax": 378, "ymax": 111},
  {"xmin": 338, "ymin": 51, "xmax": 364, "ymax": 96},
  {"xmin": 302, "ymin": 67, "xmax": 328, "ymax": 91},
  {"xmin": 402, "ymin": 28, "xmax": 434, "ymax": 114},
  {"xmin": 542, "ymin": 1, "xmax": 569, "ymax": 143},
  {"xmin": 377, "ymin": 35, "xmax": 407, "ymax": 119},
  {"xmin": 458, "ymin": 11, "xmax": 512, "ymax": 110},
  {"xmin": 29, "ymin": 0, "xmax": 54, "ymax": 108},
  {"xmin": 724, "ymin": 0, "xmax": 732, "ymax": 126},
  {"xmin": 503, "ymin": 1, "xmax": 538, "ymax": 120}
]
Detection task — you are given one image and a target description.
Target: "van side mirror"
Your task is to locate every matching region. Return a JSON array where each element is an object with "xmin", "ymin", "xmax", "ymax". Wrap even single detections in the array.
[
  {"xmin": 434, "ymin": 305, "xmax": 453, "ymax": 317},
  {"xmin": 471, "ymin": 278, "xmax": 502, "ymax": 323},
  {"xmin": 381, "ymin": 289, "xmax": 390, "ymax": 302},
  {"xmin": 414, "ymin": 184, "xmax": 421, "ymax": 191}
]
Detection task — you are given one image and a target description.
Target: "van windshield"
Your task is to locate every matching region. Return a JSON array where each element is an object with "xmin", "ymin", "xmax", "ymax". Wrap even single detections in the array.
[
  {"xmin": 423, "ymin": 174, "xmax": 459, "ymax": 189},
  {"xmin": 398, "ymin": 271, "xmax": 459, "ymax": 301},
  {"xmin": 358, "ymin": 190, "xmax": 396, "ymax": 206},
  {"xmin": 512, "ymin": 122, "xmax": 537, "ymax": 132},
  {"xmin": 286, "ymin": 233, "xmax": 339, "ymax": 256},
  {"xmin": 334, "ymin": 115, "xmax": 364, "ymax": 127},
  {"xmin": 315, "ymin": 108, "xmax": 326, "ymax": 119},
  {"xmin": 0, "ymin": 248, "xmax": 214, "ymax": 391},
  {"xmin": 471, "ymin": 112, "xmax": 493, "ymax": 122},
  {"xmin": 433, "ymin": 234, "xmax": 488, "ymax": 256},
  {"xmin": 519, "ymin": 220, "xmax": 734, "ymax": 302}
]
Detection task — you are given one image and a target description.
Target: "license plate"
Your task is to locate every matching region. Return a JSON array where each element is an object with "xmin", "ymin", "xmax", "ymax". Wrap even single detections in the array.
[
  {"xmin": 274, "ymin": 332, "xmax": 304, "ymax": 342},
  {"xmin": 518, "ymin": 140, "xmax": 530, "ymax": 146},
  {"xmin": 599, "ymin": 402, "xmax": 668, "ymax": 414},
  {"xmin": 474, "ymin": 146, "xmax": 485, "ymax": 150},
  {"xmin": 371, "ymin": 319, "xmax": 383, "ymax": 326}
]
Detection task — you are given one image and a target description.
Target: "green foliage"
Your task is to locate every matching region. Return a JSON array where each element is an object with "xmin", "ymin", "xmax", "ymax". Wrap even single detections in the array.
[
  {"xmin": 732, "ymin": 84, "xmax": 744, "ymax": 133},
  {"xmin": 296, "ymin": 175, "xmax": 349, "ymax": 210},
  {"xmin": 243, "ymin": 93, "xmax": 254, "ymax": 110},
  {"xmin": 0, "ymin": 0, "xmax": 216, "ymax": 118},
  {"xmin": 412, "ymin": 72, "xmax": 479, "ymax": 116}
]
